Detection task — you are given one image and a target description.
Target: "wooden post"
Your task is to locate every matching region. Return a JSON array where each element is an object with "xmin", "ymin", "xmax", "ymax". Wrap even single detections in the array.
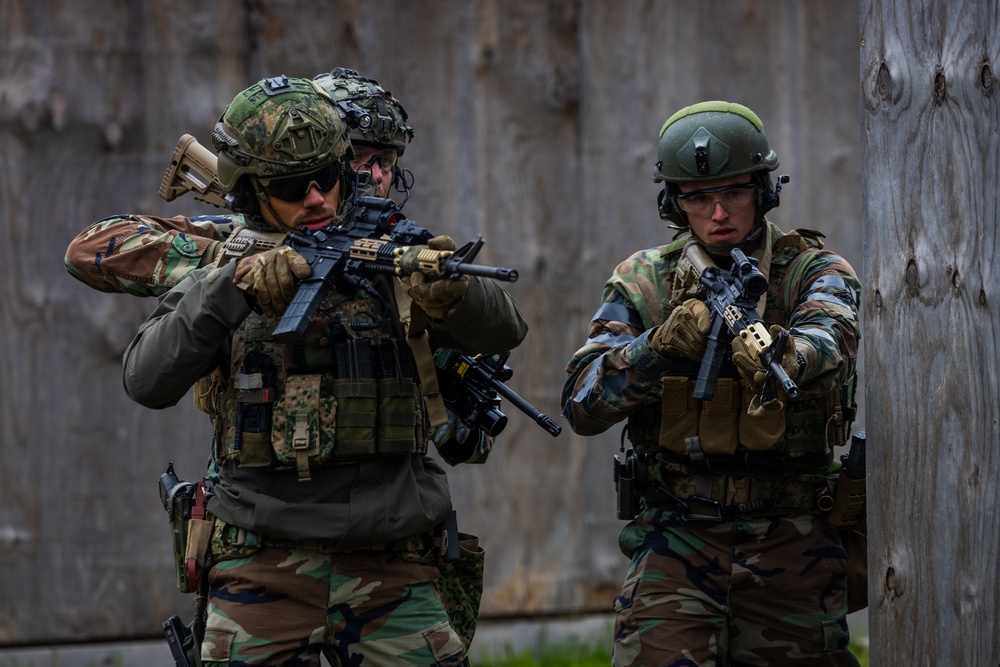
[{"xmin": 861, "ymin": 1, "xmax": 1000, "ymax": 663}]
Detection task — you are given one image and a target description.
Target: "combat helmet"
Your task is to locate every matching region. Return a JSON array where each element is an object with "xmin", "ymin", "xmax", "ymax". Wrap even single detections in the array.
[
  {"xmin": 652, "ymin": 101, "xmax": 787, "ymax": 230},
  {"xmin": 213, "ymin": 75, "xmax": 351, "ymax": 216},
  {"xmin": 313, "ymin": 67, "xmax": 414, "ymax": 154}
]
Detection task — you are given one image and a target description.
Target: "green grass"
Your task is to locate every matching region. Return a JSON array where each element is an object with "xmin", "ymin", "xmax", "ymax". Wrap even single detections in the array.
[
  {"xmin": 477, "ymin": 638, "xmax": 611, "ymax": 667},
  {"xmin": 476, "ymin": 638, "xmax": 870, "ymax": 666}
]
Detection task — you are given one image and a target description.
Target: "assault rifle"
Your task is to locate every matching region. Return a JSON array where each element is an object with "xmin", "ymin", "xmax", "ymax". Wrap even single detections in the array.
[
  {"xmin": 268, "ymin": 200, "xmax": 518, "ymax": 341},
  {"xmin": 157, "ymin": 134, "xmax": 518, "ymax": 341},
  {"xmin": 434, "ymin": 348, "xmax": 562, "ymax": 437},
  {"xmin": 685, "ymin": 244, "xmax": 798, "ymax": 403},
  {"xmin": 158, "ymin": 135, "xmax": 539, "ymax": 436}
]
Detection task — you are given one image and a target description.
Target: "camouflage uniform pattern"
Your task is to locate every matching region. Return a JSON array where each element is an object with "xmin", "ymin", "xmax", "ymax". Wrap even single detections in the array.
[
  {"xmin": 313, "ymin": 68, "xmax": 414, "ymax": 153},
  {"xmin": 201, "ymin": 543, "xmax": 465, "ymax": 666},
  {"xmin": 64, "ymin": 213, "xmax": 238, "ymax": 296},
  {"xmin": 208, "ymin": 520, "xmax": 485, "ymax": 654},
  {"xmin": 613, "ymin": 508, "xmax": 859, "ymax": 667},
  {"xmin": 216, "ymin": 77, "xmax": 350, "ymax": 186},
  {"xmin": 562, "ymin": 222, "xmax": 860, "ymax": 437},
  {"xmin": 561, "ymin": 222, "xmax": 861, "ymax": 665}
]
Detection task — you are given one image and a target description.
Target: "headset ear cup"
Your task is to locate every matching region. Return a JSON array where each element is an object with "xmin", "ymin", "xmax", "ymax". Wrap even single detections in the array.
[
  {"xmin": 759, "ymin": 173, "xmax": 788, "ymax": 215},
  {"xmin": 657, "ymin": 187, "xmax": 672, "ymax": 220},
  {"xmin": 229, "ymin": 178, "xmax": 257, "ymax": 215}
]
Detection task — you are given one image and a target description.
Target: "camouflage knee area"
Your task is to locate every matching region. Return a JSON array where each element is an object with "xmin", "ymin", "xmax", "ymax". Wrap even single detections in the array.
[
  {"xmin": 436, "ymin": 535, "xmax": 485, "ymax": 650},
  {"xmin": 612, "ymin": 511, "xmax": 853, "ymax": 667},
  {"xmin": 203, "ymin": 545, "xmax": 467, "ymax": 666},
  {"xmin": 395, "ymin": 533, "xmax": 485, "ymax": 652}
]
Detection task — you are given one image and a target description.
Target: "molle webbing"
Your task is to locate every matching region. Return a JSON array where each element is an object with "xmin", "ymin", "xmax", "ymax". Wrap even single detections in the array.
[{"xmin": 217, "ymin": 304, "xmax": 427, "ymax": 479}]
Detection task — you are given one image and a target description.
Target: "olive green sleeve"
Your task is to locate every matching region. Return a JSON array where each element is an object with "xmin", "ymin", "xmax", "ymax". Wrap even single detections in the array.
[
  {"xmin": 428, "ymin": 276, "xmax": 528, "ymax": 354},
  {"xmin": 123, "ymin": 261, "xmax": 252, "ymax": 409}
]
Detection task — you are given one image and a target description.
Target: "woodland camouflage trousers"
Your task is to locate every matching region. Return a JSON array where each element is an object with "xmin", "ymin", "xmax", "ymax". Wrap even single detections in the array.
[
  {"xmin": 200, "ymin": 544, "xmax": 469, "ymax": 666},
  {"xmin": 612, "ymin": 508, "xmax": 862, "ymax": 667}
]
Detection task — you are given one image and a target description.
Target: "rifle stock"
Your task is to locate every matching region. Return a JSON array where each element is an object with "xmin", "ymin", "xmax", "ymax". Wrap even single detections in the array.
[{"xmin": 159, "ymin": 134, "xmax": 231, "ymax": 209}]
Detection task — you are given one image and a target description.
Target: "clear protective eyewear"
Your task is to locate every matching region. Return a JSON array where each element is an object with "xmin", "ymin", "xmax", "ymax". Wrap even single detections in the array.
[
  {"xmin": 352, "ymin": 145, "xmax": 398, "ymax": 175},
  {"xmin": 675, "ymin": 182, "xmax": 757, "ymax": 216}
]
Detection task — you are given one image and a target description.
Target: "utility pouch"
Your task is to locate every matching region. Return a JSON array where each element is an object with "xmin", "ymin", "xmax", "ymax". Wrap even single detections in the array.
[
  {"xmin": 331, "ymin": 377, "xmax": 378, "ymax": 457},
  {"xmin": 272, "ymin": 373, "xmax": 325, "ymax": 481},
  {"xmin": 433, "ymin": 518, "xmax": 485, "ymax": 652},
  {"xmin": 698, "ymin": 377, "xmax": 740, "ymax": 454},
  {"xmin": 377, "ymin": 378, "xmax": 421, "ymax": 453},
  {"xmin": 827, "ymin": 474, "xmax": 867, "ymax": 528},
  {"xmin": 183, "ymin": 482, "xmax": 213, "ymax": 594},
  {"xmin": 659, "ymin": 376, "xmax": 699, "ymax": 454},
  {"xmin": 738, "ymin": 382, "xmax": 786, "ymax": 451},
  {"xmin": 233, "ymin": 351, "xmax": 278, "ymax": 467}
]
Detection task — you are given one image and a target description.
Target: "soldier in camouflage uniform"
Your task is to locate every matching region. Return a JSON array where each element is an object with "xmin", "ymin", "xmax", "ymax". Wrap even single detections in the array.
[
  {"xmin": 561, "ymin": 101, "xmax": 861, "ymax": 667},
  {"xmin": 64, "ymin": 67, "xmax": 414, "ymax": 296},
  {"xmin": 117, "ymin": 76, "xmax": 526, "ymax": 666}
]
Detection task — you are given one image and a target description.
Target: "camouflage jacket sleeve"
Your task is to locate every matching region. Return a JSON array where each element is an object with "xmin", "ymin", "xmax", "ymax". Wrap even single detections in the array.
[
  {"xmin": 64, "ymin": 214, "xmax": 241, "ymax": 296},
  {"xmin": 780, "ymin": 248, "xmax": 861, "ymax": 389},
  {"xmin": 123, "ymin": 261, "xmax": 251, "ymax": 409},
  {"xmin": 561, "ymin": 249, "xmax": 675, "ymax": 436}
]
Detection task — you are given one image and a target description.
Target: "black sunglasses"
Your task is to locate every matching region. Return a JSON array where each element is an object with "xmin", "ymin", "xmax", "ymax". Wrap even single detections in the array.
[{"xmin": 260, "ymin": 162, "xmax": 341, "ymax": 202}]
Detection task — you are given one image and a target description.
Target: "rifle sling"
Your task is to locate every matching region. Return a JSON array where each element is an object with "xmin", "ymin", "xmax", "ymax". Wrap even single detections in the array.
[{"xmin": 399, "ymin": 286, "xmax": 449, "ymax": 429}]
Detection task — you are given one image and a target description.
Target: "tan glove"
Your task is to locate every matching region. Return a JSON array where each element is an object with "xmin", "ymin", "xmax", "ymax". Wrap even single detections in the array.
[
  {"xmin": 651, "ymin": 298, "xmax": 711, "ymax": 360},
  {"xmin": 234, "ymin": 246, "xmax": 311, "ymax": 318},
  {"xmin": 731, "ymin": 324, "xmax": 801, "ymax": 395},
  {"xmin": 400, "ymin": 235, "xmax": 468, "ymax": 319}
]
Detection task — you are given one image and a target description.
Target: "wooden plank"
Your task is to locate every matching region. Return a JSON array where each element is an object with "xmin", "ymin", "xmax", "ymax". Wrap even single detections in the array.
[
  {"xmin": 0, "ymin": 0, "xmax": 864, "ymax": 644},
  {"xmin": 861, "ymin": 0, "xmax": 1000, "ymax": 663}
]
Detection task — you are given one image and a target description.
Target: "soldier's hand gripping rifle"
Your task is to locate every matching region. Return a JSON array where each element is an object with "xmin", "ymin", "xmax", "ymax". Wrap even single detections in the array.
[
  {"xmin": 685, "ymin": 244, "xmax": 798, "ymax": 403},
  {"xmin": 268, "ymin": 199, "xmax": 518, "ymax": 341},
  {"xmin": 433, "ymin": 348, "xmax": 562, "ymax": 437},
  {"xmin": 157, "ymin": 134, "xmax": 519, "ymax": 342}
]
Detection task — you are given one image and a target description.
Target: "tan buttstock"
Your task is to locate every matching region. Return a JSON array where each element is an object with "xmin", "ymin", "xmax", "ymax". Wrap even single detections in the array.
[{"xmin": 159, "ymin": 134, "xmax": 230, "ymax": 209}]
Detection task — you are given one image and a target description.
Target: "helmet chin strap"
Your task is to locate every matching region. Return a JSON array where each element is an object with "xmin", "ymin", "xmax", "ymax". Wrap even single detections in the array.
[{"xmin": 247, "ymin": 179, "xmax": 299, "ymax": 233}]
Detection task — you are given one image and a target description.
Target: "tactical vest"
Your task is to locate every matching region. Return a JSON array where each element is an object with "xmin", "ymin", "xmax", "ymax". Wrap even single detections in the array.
[
  {"xmin": 213, "ymin": 277, "xmax": 427, "ymax": 482},
  {"xmin": 628, "ymin": 228, "xmax": 855, "ymax": 469}
]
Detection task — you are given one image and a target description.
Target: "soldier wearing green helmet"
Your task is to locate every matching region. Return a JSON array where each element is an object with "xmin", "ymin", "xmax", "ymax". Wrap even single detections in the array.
[
  {"xmin": 105, "ymin": 75, "xmax": 526, "ymax": 667},
  {"xmin": 653, "ymin": 101, "xmax": 787, "ymax": 251},
  {"xmin": 563, "ymin": 101, "xmax": 863, "ymax": 666},
  {"xmin": 64, "ymin": 67, "xmax": 417, "ymax": 296}
]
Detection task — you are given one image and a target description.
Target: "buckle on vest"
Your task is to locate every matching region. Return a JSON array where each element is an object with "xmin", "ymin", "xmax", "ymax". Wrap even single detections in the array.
[{"xmin": 292, "ymin": 414, "xmax": 310, "ymax": 450}]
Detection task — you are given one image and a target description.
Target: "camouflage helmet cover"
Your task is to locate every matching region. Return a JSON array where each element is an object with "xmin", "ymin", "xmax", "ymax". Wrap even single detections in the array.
[
  {"xmin": 213, "ymin": 75, "xmax": 351, "ymax": 192},
  {"xmin": 653, "ymin": 101, "xmax": 778, "ymax": 184},
  {"xmin": 313, "ymin": 67, "xmax": 414, "ymax": 154}
]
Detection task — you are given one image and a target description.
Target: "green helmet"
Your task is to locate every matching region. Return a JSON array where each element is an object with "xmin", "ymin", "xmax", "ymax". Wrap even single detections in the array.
[
  {"xmin": 213, "ymin": 75, "xmax": 351, "ymax": 195},
  {"xmin": 313, "ymin": 68, "xmax": 414, "ymax": 154},
  {"xmin": 652, "ymin": 101, "xmax": 785, "ymax": 228},
  {"xmin": 653, "ymin": 101, "xmax": 778, "ymax": 183}
]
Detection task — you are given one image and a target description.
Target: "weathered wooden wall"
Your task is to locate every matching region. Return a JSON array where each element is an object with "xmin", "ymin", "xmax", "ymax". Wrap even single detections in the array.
[
  {"xmin": 0, "ymin": 0, "xmax": 863, "ymax": 645},
  {"xmin": 861, "ymin": 0, "xmax": 1000, "ymax": 664}
]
